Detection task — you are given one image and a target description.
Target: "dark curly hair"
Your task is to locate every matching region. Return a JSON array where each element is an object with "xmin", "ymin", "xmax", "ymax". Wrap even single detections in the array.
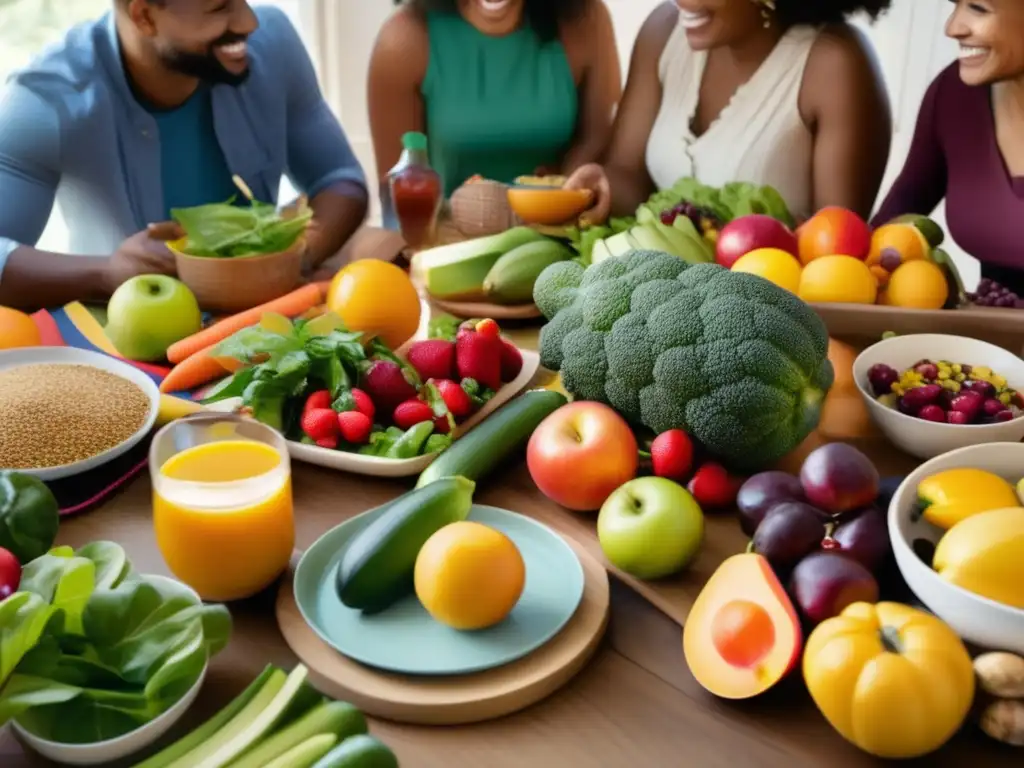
[
  {"xmin": 774, "ymin": 0, "xmax": 892, "ymax": 26},
  {"xmin": 404, "ymin": 0, "xmax": 590, "ymax": 42}
]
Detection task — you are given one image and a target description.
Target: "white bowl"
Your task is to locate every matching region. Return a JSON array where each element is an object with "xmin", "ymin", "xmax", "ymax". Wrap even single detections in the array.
[
  {"xmin": 853, "ymin": 333, "xmax": 1024, "ymax": 459},
  {"xmin": 12, "ymin": 575, "xmax": 207, "ymax": 765},
  {"xmin": 888, "ymin": 443, "xmax": 1024, "ymax": 653},
  {"xmin": 0, "ymin": 346, "xmax": 160, "ymax": 480}
]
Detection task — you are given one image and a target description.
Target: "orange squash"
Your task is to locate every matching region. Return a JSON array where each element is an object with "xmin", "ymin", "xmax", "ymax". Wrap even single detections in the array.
[{"xmin": 819, "ymin": 339, "xmax": 874, "ymax": 439}]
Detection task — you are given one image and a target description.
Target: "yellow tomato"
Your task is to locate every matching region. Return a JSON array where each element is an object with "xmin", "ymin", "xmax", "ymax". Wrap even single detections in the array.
[
  {"xmin": 730, "ymin": 248, "xmax": 802, "ymax": 294},
  {"xmin": 885, "ymin": 260, "xmax": 949, "ymax": 310},
  {"xmin": 803, "ymin": 602, "xmax": 975, "ymax": 759},
  {"xmin": 797, "ymin": 255, "xmax": 878, "ymax": 304},
  {"xmin": 326, "ymin": 260, "xmax": 421, "ymax": 349}
]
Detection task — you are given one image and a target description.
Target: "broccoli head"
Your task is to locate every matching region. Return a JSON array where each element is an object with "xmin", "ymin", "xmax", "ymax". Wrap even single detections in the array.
[{"xmin": 533, "ymin": 250, "xmax": 834, "ymax": 470}]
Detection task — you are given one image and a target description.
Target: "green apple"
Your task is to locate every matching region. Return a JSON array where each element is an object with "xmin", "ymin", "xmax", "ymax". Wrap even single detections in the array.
[
  {"xmin": 597, "ymin": 476, "xmax": 704, "ymax": 580},
  {"xmin": 105, "ymin": 275, "xmax": 202, "ymax": 362}
]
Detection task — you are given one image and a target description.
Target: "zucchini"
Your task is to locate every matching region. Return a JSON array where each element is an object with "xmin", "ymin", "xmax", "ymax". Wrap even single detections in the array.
[
  {"xmin": 310, "ymin": 735, "xmax": 399, "ymax": 768},
  {"xmin": 416, "ymin": 389, "xmax": 567, "ymax": 488},
  {"xmin": 336, "ymin": 476, "xmax": 475, "ymax": 613}
]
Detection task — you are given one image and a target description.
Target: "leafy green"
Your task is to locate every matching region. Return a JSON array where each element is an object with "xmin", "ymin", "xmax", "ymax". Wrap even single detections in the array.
[
  {"xmin": 427, "ymin": 314, "xmax": 461, "ymax": 342},
  {"xmin": 0, "ymin": 542, "xmax": 232, "ymax": 744},
  {"xmin": 202, "ymin": 313, "xmax": 368, "ymax": 434},
  {"xmin": 0, "ymin": 472, "xmax": 60, "ymax": 564},
  {"xmin": 171, "ymin": 197, "xmax": 312, "ymax": 259}
]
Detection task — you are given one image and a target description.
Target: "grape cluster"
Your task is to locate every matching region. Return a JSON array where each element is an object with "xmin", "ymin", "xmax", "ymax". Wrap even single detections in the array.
[
  {"xmin": 659, "ymin": 201, "xmax": 723, "ymax": 233},
  {"xmin": 967, "ymin": 278, "xmax": 1024, "ymax": 308}
]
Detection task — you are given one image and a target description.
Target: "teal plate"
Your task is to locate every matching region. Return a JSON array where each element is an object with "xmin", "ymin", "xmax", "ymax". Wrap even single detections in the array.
[{"xmin": 293, "ymin": 504, "xmax": 586, "ymax": 677}]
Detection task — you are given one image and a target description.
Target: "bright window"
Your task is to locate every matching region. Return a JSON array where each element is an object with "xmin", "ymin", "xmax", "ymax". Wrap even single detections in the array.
[{"xmin": 0, "ymin": 0, "xmax": 303, "ymax": 253}]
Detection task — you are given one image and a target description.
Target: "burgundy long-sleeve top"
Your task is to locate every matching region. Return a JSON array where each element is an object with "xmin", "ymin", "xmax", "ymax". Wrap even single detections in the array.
[{"xmin": 873, "ymin": 64, "xmax": 1024, "ymax": 269}]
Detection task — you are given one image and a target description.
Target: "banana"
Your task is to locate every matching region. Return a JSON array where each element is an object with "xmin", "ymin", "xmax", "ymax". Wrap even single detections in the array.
[{"xmin": 483, "ymin": 240, "xmax": 574, "ymax": 304}]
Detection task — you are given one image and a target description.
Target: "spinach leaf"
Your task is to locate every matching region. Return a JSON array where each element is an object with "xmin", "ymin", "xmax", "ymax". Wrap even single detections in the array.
[{"xmin": 171, "ymin": 197, "xmax": 312, "ymax": 259}]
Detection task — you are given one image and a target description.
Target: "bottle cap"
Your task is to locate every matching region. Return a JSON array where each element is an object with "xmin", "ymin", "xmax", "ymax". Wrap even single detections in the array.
[{"xmin": 402, "ymin": 132, "xmax": 428, "ymax": 151}]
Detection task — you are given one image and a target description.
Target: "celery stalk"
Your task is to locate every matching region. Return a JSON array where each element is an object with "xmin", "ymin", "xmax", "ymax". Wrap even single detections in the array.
[
  {"xmin": 262, "ymin": 734, "xmax": 337, "ymax": 768},
  {"xmin": 226, "ymin": 700, "xmax": 366, "ymax": 768},
  {"xmin": 131, "ymin": 666, "xmax": 278, "ymax": 768}
]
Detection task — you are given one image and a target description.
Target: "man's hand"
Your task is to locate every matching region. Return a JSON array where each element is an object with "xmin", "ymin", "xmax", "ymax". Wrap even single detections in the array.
[{"xmin": 103, "ymin": 222, "xmax": 183, "ymax": 293}]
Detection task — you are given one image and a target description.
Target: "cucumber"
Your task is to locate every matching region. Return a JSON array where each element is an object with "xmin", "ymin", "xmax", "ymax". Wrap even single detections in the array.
[
  {"xmin": 416, "ymin": 389, "xmax": 567, "ymax": 489},
  {"xmin": 336, "ymin": 476, "xmax": 476, "ymax": 613},
  {"xmin": 262, "ymin": 734, "xmax": 337, "ymax": 768},
  {"xmin": 483, "ymin": 240, "xmax": 574, "ymax": 304},
  {"xmin": 310, "ymin": 735, "xmax": 398, "ymax": 768},
  {"xmin": 226, "ymin": 700, "xmax": 366, "ymax": 768}
]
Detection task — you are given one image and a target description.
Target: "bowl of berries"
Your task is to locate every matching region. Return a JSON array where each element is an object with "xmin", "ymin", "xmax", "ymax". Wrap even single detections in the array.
[{"xmin": 853, "ymin": 333, "xmax": 1024, "ymax": 458}]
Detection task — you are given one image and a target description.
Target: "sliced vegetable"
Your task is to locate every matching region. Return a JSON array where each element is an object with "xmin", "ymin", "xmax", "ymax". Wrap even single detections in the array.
[
  {"xmin": 227, "ymin": 699, "xmax": 366, "ymax": 768},
  {"xmin": 261, "ymin": 734, "xmax": 338, "ymax": 768}
]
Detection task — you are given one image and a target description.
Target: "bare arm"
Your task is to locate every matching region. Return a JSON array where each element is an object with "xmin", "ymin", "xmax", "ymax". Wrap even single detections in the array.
[
  {"xmin": 871, "ymin": 71, "xmax": 948, "ymax": 226},
  {"xmin": 800, "ymin": 25, "xmax": 892, "ymax": 221},
  {"xmin": 559, "ymin": 0, "xmax": 622, "ymax": 173},
  {"xmin": 600, "ymin": 2, "xmax": 678, "ymax": 217},
  {"xmin": 367, "ymin": 6, "xmax": 429, "ymax": 217},
  {"xmin": 0, "ymin": 86, "xmax": 114, "ymax": 309}
]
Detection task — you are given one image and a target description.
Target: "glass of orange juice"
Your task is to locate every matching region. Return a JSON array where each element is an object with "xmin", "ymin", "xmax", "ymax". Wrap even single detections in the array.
[{"xmin": 150, "ymin": 413, "xmax": 294, "ymax": 602}]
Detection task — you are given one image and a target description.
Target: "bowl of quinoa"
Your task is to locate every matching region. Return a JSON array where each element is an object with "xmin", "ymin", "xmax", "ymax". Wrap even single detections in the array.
[{"xmin": 0, "ymin": 347, "xmax": 160, "ymax": 480}]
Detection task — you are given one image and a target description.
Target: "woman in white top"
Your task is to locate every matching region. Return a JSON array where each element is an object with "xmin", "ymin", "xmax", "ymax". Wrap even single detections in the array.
[{"xmin": 567, "ymin": 0, "xmax": 893, "ymax": 222}]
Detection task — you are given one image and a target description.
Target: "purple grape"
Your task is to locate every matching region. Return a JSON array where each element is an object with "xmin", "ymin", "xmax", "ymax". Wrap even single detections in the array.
[
  {"xmin": 736, "ymin": 471, "xmax": 806, "ymax": 536},
  {"xmin": 899, "ymin": 384, "xmax": 943, "ymax": 412},
  {"xmin": 918, "ymin": 404, "xmax": 946, "ymax": 422},
  {"xmin": 993, "ymin": 409, "xmax": 1015, "ymax": 422},
  {"xmin": 829, "ymin": 506, "xmax": 890, "ymax": 571},
  {"xmin": 660, "ymin": 210, "xmax": 675, "ymax": 225},
  {"xmin": 867, "ymin": 363, "xmax": 899, "ymax": 396},
  {"xmin": 983, "ymin": 397, "xmax": 1005, "ymax": 417}
]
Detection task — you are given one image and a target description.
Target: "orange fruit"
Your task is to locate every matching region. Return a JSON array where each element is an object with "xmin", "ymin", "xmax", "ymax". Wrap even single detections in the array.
[
  {"xmin": 884, "ymin": 260, "xmax": 948, "ymax": 310},
  {"xmin": 797, "ymin": 255, "xmax": 878, "ymax": 304},
  {"xmin": 414, "ymin": 521, "xmax": 526, "ymax": 631},
  {"xmin": 797, "ymin": 207, "xmax": 871, "ymax": 265},
  {"xmin": 866, "ymin": 224, "xmax": 930, "ymax": 272},
  {"xmin": 326, "ymin": 260, "xmax": 421, "ymax": 349},
  {"xmin": 730, "ymin": 248, "xmax": 802, "ymax": 293},
  {"xmin": 0, "ymin": 306, "xmax": 41, "ymax": 350}
]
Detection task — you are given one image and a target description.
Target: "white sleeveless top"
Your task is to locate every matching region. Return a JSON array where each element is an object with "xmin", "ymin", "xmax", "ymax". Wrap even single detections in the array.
[{"xmin": 645, "ymin": 18, "xmax": 818, "ymax": 219}]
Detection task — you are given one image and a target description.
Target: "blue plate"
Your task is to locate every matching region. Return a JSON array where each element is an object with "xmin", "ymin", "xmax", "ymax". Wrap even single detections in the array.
[{"xmin": 293, "ymin": 504, "xmax": 585, "ymax": 676}]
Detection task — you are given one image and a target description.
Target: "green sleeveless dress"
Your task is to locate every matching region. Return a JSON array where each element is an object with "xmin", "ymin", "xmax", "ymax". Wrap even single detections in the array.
[{"xmin": 422, "ymin": 12, "xmax": 579, "ymax": 197}]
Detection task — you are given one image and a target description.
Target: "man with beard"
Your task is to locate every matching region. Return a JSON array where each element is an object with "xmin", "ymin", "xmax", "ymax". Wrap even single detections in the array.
[{"xmin": 0, "ymin": 0, "xmax": 368, "ymax": 309}]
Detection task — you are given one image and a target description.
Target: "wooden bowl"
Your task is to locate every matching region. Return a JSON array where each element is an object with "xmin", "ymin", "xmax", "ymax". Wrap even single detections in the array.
[
  {"xmin": 169, "ymin": 237, "xmax": 305, "ymax": 314},
  {"xmin": 507, "ymin": 187, "xmax": 592, "ymax": 226}
]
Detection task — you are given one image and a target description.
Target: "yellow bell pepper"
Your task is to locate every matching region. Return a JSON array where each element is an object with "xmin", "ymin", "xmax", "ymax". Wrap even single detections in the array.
[
  {"xmin": 933, "ymin": 506, "xmax": 1024, "ymax": 608},
  {"xmin": 915, "ymin": 467, "xmax": 1019, "ymax": 529},
  {"xmin": 803, "ymin": 602, "xmax": 975, "ymax": 759}
]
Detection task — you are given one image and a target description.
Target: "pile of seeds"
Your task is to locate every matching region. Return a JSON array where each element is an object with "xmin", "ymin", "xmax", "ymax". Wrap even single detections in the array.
[{"xmin": 0, "ymin": 363, "xmax": 151, "ymax": 469}]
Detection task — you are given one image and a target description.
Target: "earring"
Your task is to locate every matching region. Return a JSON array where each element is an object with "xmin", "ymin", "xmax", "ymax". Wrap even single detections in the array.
[{"xmin": 752, "ymin": 0, "xmax": 775, "ymax": 28}]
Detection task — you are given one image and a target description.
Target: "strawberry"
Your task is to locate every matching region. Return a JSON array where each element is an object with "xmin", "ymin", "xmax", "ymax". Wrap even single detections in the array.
[
  {"xmin": 434, "ymin": 379, "xmax": 474, "ymax": 419},
  {"xmin": 303, "ymin": 390, "xmax": 332, "ymax": 414},
  {"xmin": 433, "ymin": 414, "xmax": 451, "ymax": 434},
  {"xmin": 393, "ymin": 398, "xmax": 435, "ymax": 430},
  {"xmin": 687, "ymin": 462, "xmax": 741, "ymax": 510},
  {"xmin": 337, "ymin": 411, "xmax": 373, "ymax": 444},
  {"xmin": 406, "ymin": 339, "xmax": 456, "ymax": 381},
  {"xmin": 349, "ymin": 388, "xmax": 375, "ymax": 421},
  {"xmin": 301, "ymin": 408, "xmax": 340, "ymax": 449},
  {"xmin": 361, "ymin": 360, "xmax": 418, "ymax": 412},
  {"xmin": 650, "ymin": 430, "xmax": 694, "ymax": 482},
  {"xmin": 499, "ymin": 339, "xmax": 523, "ymax": 382},
  {"xmin": 475, "ymin": 318, "xmax": 500, "ymax": 338},
  {"xmin": 455, "ymin": 322, "xmax": 502, "ymax": 391}
]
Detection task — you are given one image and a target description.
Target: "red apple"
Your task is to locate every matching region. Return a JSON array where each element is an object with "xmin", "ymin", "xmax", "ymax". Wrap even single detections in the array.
[
  {"xmin": 715, "ymin": 214, "xmax": 799, "ymax": 269},
  {"xmin": 527, "ymin": 402, "xmax": 639, "ymax": 511}
]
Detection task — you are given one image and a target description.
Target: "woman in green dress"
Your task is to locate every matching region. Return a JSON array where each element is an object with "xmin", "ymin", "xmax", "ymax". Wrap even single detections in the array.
[{"xmin": 368, "ymin": 0, "xmax": 622, "ymax": 198}]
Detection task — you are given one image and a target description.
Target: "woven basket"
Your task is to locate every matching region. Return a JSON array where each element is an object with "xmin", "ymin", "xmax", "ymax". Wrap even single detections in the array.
[
  {"xmin": 449, "ymin": 180, "xmax": 521, "ymax": 237},
  {"xmin": 170, "ymin": 237, "xmax": 305, "ymax": 314}
]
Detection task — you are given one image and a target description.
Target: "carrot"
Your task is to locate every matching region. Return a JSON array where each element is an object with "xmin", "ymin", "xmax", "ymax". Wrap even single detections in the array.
[
  {"xmin": 166, "ymin": 283, "xmax": 325, "ymax": 363},
  {"xmin": 159, "ymin": 348, "xmax": 229, "ymax": 393}
]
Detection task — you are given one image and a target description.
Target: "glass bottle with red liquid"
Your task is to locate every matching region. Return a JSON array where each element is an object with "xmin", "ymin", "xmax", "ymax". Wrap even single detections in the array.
[{"xmin": 388, "ymin": 132, "xmax": 442, "ymax": 250}]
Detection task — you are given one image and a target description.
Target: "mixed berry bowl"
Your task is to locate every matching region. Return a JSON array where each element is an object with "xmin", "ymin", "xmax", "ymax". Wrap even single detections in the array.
[{"xmin": 853, "ymin": 333, "xmax": 1024, "ymax": 459}]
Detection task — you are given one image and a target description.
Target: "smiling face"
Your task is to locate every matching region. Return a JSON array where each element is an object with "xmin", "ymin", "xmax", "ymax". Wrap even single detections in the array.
[
  {"xmin": 675, "ymin": 0, "xmax": 767, "ymax": 50},
  {"xmin": 946, "ymin": 0, "xmax": 1024, "ymax": 86},
  {"xmin": 129, "ymin": 0, "xmax": 260, "ymax": 85},
  {"xmin": 457, "ymin": 0, "xmax": 526, "ymax": 36}
]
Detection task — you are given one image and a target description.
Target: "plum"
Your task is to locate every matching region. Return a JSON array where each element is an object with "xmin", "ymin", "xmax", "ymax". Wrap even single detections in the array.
[
  {"xmin": 830, "ymin": 506, "xmax": 890, "ymax": 571},
  {"xmin": 799, "ymin": 443, "xmax": 880, "ymax": 515},
  {"xmin": 789, "ymin": 552, "xmax": 879, "ymax": 626},
  {"xmin": 736, "ymin": 472, "xmax": 806, "ymax": 536},
  {"xmin": 875, "ymin": 476, "xmax": 904, "ymax": 512},
  {"xmin": 866, "ymin": 364, "xmax": 898, "ymax": 397},
  {"xmin": 751, "ymin": 502, "xmax": 825, "ymax": 571}
]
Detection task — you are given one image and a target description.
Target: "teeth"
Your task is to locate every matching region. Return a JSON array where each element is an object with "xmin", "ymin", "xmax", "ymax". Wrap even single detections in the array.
[
  {"xmin": 219, "ymin": 42, "xmax": 247, "ymax": 57},
  {"xmin": 959, "ymin": 45, "xmax": 988, "ymax": 59},
  {"xmin": 480, "ymin": 0, "xmax": 510, "ymax": 11},
  {"xmin": 678, "ymin": 8, "xmax": 711, "ymax": 29}
]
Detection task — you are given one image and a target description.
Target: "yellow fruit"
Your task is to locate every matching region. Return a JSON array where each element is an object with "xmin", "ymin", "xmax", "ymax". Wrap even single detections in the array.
[
  {"xmin": 866, "ymin": 223, "xmax": 931, "ymax": 271},
  {"xmin": 326, "ymin": 260, "xmax": 421, "ymax": 350},
  {"xmin": 414, "ymin": 521, "xmax": 526, "ymax": 630},
  {"xmin": 730, "ymin": 248, "xmax": 802, "ymax": 294},
  {"xmin": 0, "ymin": 306, "xmax": 41, "ymax": 349},
  {"xmin": 884, "ymin": 260, "xmax": 948, "ymax": 310},
  {"xmin": 797, "ymin": 255, "xmax": 878, "ymax": 304},
  {"xmin": 932, "ymin": 506, "xmax": 1024, "ymax": 609}
]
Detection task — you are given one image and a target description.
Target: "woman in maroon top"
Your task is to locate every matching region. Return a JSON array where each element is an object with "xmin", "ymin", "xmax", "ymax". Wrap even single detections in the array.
[{"xmin": 873, "ymin": 0, "xmax": 1024, "ymax": 294}]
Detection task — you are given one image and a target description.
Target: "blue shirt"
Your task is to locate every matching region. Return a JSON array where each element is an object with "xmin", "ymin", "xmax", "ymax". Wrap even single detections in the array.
[
  {"xmin": 147, "ymin": 85, "xmax": 239, "ymax": 219},
  {"xmin": 0, "ymin": 6, "xmax": 367, "ymax": 282}
]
